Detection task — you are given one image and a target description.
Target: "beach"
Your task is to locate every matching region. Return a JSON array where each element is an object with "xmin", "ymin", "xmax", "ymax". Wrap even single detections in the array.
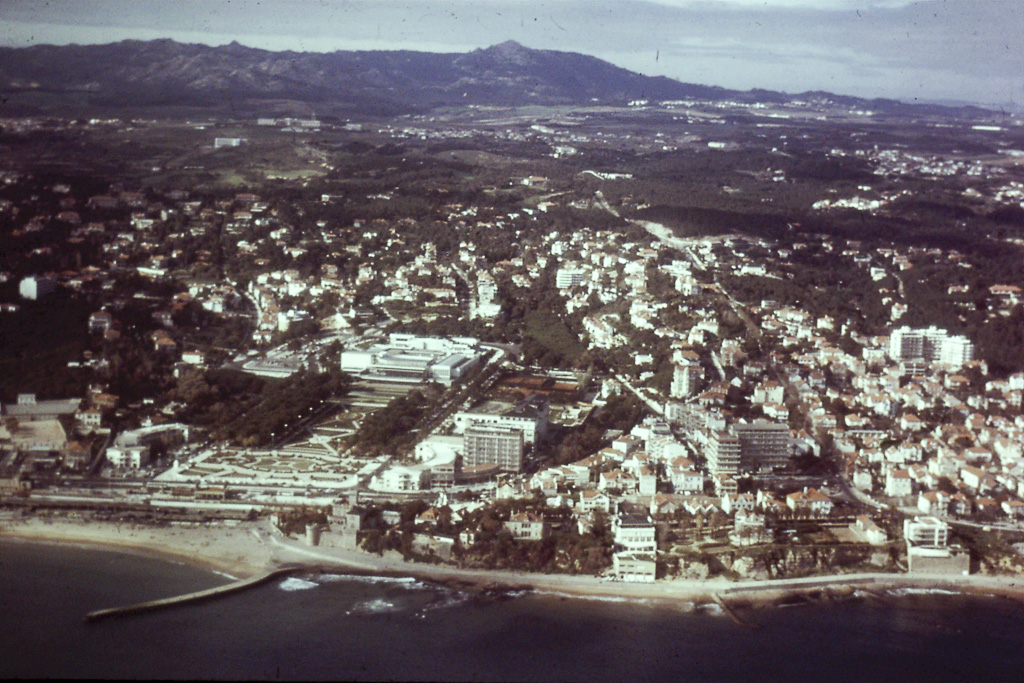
[
  {"xmin": 0, "ymin": 515, "xmax": 274, "ymax": 580},
  {"xmin": 4, "ymin": 514, "xmax": 1024, "ymax": 610}
]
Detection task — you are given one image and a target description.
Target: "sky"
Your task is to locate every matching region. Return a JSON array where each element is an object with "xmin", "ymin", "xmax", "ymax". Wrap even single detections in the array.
[{"xmin": 1, "ymin": 0, "xmax": 1021, "ymax": 109}]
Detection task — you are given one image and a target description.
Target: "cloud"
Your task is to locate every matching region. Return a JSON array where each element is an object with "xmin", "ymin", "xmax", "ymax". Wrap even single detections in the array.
[{"xmin": 643, "ymin": 0, "xmax": 917, "ymax": 7}]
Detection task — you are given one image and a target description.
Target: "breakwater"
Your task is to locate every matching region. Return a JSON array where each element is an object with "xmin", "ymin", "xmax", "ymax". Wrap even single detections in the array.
[
  {"xmin": 711, "ymin": 593, "xmax": 760, "ymax": 628},
  {"xmin": 84, "ymin": 567, "xmax": 299, "ymax": 622}
]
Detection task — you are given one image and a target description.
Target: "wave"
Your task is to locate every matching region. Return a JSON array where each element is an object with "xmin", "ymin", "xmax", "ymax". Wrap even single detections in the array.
[
  {"xmin": 417, "ymin": 591, "xmax": 473, "ymax": 615},
  {"xmin": 535, "ymin": 589, "xmax": 660, "ymax": 607},
  {"xmin": 886, "ymin": 587, "xmax": 961, "ymax": 597},
  {"xmin": 695, "ymin": 602, "xmax": 725, "ymax": 615},
  {"xmin": 279, "ymin": 577, "xmax": 319, "ymax": 592},
  {"xmin": 312, "ymin": 573, "xmax": 424, "ymax": 589},
  {"xmin": 346, "ymin": 598, "xmax": 404, "ymax": 615}
]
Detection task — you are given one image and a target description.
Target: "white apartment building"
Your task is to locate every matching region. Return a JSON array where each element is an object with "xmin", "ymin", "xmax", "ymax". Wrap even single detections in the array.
[
  {"xmin": 19, "ymin": 275, "xmax": 57, "ymax": 300},
  {"xmin": 373, "ymin": 465, "xmax": 427, "ymax": 492},
  {"xmin": 707, "ymin": 430, "xmax": 741, "ymax": 475},
  {"xmin": 613, "ymin": 513, "xmax": 657, "ymax": 553},
  {"xmin": 454, "ymin": 395, "xmax": 549, "ymax": 446},
  {"xmin": 555, "ymin": 265, "xmax": 586, "ymax": 290},
  {"xmin": 463, "ymin": 424, "xmax": 524, "ymax": 473},
  {"xmin": 105, "ymin": 445, "xmax": 150, "ymax": 470},
  {"xmin": 471, "ymin": 273, "xmax": 502, "ymax": 319},
  {"xmin": 583, "ymin": 314, "xmax": 619, "ymax": 349},
  {"xmin": 670, "ymin": 358, "xmax": 703, "ymax": 399},
  {"xmin": 904, "ymin": 516, "xmax": 950, "ymax": 547},
  {"xmin": 889, "ymin": 326, "xmax": 974, "ymax": 370}
]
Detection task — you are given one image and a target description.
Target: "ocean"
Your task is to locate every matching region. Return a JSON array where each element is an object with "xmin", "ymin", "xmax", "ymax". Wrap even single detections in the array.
[{"xmin": 2, "ymin": 539, "xmax": 1023, "ymax": 681}]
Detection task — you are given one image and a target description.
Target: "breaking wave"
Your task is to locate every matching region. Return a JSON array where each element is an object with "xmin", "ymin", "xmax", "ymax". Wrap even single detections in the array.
[
  {"xmin": 346, "ymin": 598, "xmax": 404, "ymax": 615},
  {"xmin": 695, "ymin": 602, "xmax": 725, "ymax": 615},
  {"xmin": 313, "ymin": 573, "xmax": 424, "ymax": 589},
  {"xmin": 887, "ymin": 587, "xmax": 961, "ymax": 597},
  {"xmin": 279, "ymin": 577, "xmax": 319, "ymax": 592}
]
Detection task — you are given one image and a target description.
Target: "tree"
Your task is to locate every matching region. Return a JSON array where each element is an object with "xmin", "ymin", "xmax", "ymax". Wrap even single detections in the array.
[{"xmin": 589, "ymin": 508, "xmax": 612, "ymax": 545}]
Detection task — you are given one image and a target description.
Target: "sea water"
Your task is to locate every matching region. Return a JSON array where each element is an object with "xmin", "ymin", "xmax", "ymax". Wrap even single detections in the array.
[{"xmin": 2, "ymin": 539, "xmax": 1023, "ymax": 681}]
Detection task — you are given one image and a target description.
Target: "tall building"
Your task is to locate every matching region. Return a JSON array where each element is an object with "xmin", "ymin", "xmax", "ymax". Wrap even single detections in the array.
[
  {"xmin": 939, "ymin": 335, "xmax": 974, "ymax": 368},
  {"xmin": 735, "ymin": 420, "xmax": 790, "ymax": 472},
  {"xmin": 707, "ymin": 430, "xmax": 741, "ymax": 474},
  {"xmin": 889, "ymin": 326, "xmax": 974, "ymax": 370},
  {"xmin": 455, "ymin": 393, "xmax": 550, "ymax": 446},
  {"xmin": 18, "ymin": 276, "xmax": 56, "ymax": 300},
  {"xmin": 471, "ymin": 273, "xmax": 501, "ymax": 319},
  {"xmin": 707, "ymin": 420, "xmax": 790, "ymax": 474},
  {"xmin": 670, "ymin": 358, "xmax": 703, "ymax": 399},
  {"xmin": 463, "ymin": 425, "xmax": 524, "ymax": 473}
]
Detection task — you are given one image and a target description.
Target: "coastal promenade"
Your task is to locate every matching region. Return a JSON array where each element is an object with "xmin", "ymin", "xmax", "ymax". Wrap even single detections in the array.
[{"xmin": 5, "ymin": 517, "xmax": 1024, "ymax": 607}]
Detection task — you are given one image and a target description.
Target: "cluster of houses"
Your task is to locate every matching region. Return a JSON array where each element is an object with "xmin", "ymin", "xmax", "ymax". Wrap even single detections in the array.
[{"xmin": 0, "ymin": 391, "xmax": 120, "ymax": 490}]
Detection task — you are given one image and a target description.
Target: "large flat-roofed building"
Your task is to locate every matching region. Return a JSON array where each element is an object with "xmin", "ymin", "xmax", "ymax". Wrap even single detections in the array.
[
  {"xmin": 707, "ymin": 430, "xmax": 741, "ymax": 474},
  {"xmin": 707, "ymin": 420, "xmax": 790, "ymax": 474},
  {"xmin": 904, "ymin": 516, "xmax": 950, "ymax": 547},
  {"xmin": 18, "ymin": 276, "xmax": 56, "ymax": 300},
  {"xmin": 735, "ymin": 420, "xmax": 790, "ymax": 472},
  {"xmin": 340, "ymin": 334, "xmax": 482, "ymax": 387},
  {"xmin": 453, "ymin": 394, "xmax": 549, "ymax": 446},
  {"xmin": 463, "ymin": 425, "xmax": 524, "ymax": 473},
  {"xmin": 613, "ymin": 552, "xmax": 657, "ymax": 583},
  {"xmin": 2, "ymin": 394, "xmax": 81, "ymax": 423},
  {"xmin": 889, "ymin": 326, "xmax": 974, "ymax": 370},
  {"xmin": 904, "ymin": 516, "xmax": 970, "ymax": 574},
  {"xmin": 0, "ymin": 418, "xmax": 68, "ymax": 455}
]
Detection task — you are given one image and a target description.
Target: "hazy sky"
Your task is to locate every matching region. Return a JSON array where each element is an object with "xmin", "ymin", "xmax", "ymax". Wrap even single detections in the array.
[{"xmin": 1, "ymin": 0, "xmax": 1021, "ymax": 108}]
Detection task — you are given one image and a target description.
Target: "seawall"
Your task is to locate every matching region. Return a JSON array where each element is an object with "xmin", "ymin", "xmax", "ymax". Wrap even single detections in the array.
[{"xmin": 84, "ymin": 566, "xmax": 299, "ymax": 623}]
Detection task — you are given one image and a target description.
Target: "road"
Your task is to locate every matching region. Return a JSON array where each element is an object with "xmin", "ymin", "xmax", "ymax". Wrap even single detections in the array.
[
  {"xmin": 265, "ymin": 532, "xmax": 1024, "ymax": 604},
  {"xmin": 269, "ymin": 399, "xmax": 345, "ymax": 450},
  {"xmin": 612, "ymin": 371, "xmax": 665, "ymax": 416}
]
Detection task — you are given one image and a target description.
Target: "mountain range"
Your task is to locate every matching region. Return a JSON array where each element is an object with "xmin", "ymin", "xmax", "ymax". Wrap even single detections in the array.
[{"xmin": 0, "ymin": 39, "xmax": 998, "ymax": 119}]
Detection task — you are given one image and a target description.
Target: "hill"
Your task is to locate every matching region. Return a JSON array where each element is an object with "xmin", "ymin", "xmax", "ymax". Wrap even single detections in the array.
[{"xmin": 0, "ymin": 39, "xmax": 997, "ymax": 119}]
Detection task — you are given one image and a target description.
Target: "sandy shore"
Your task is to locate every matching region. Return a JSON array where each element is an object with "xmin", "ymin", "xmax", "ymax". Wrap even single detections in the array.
[
  {"xmin": 4, "ymin": 516, "xmax": 1024, "ymax": 609},
  {"xmin": 0, "ymin": 515, "xmax": 276, "ymax": 580}
]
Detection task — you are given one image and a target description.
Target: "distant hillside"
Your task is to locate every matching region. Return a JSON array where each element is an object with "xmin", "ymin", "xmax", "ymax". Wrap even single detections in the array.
[{"xmin": 0, "ymin": 39, "xmax": 998, "ymax": 119}]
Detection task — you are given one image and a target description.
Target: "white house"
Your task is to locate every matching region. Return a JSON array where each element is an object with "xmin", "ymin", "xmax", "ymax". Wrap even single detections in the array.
[{"xmin": 885, "ymin": 469, "xmax": 914, "ymax": 498}]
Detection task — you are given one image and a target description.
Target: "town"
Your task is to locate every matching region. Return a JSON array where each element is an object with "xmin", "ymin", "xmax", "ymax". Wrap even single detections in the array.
[{"xmin": 2, "ymin": 95, "xmax": 1023, "ymax": 585}]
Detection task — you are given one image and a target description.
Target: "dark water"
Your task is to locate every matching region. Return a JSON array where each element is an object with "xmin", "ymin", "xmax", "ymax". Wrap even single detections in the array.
[{"xmin": 2, "ymin": 539, "xmax": 1023, "ymax": 681}]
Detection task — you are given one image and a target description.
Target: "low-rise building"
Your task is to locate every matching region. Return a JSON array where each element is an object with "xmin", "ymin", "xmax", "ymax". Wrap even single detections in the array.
[
  {"xmin": 505, "ymin": 512, "xmax": 546, "ymax": 540},
  {"xmin": 850, "ymin": 515, "xmax": 888, "ymax": 545},
  {"xmin": 612, "ymin": 552, "xmax": 657, "ymax": 582},
  {"xmin": 904, "ymin": 516, "xmax": 969, "ymax": 574},
  {"xmin": 105, "ymin": 445, "xmax": 150, "ymax": 469}
]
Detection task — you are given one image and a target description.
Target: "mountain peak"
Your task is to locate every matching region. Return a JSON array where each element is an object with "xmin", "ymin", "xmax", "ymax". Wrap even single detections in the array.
[
  {"xmin": 490, "ymin": 40, "xmax": 528, "ymax": 51},
  {"xmin": 0, "ymin": 39, "xmax": 997, "ymax": 119},
  {"xmin": 479, "ymin": 40, "xmax": 536, "ymax": 63}
]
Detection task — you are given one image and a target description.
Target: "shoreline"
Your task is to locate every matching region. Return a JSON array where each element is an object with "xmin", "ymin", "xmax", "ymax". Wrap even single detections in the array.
[
  {"xmin": 4, "ymin": 516, "xmax": 1024, "ymax": 611},
  {"xmin": 0, "ymin": 516, "xmax": 274, "ymax": 580}
]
